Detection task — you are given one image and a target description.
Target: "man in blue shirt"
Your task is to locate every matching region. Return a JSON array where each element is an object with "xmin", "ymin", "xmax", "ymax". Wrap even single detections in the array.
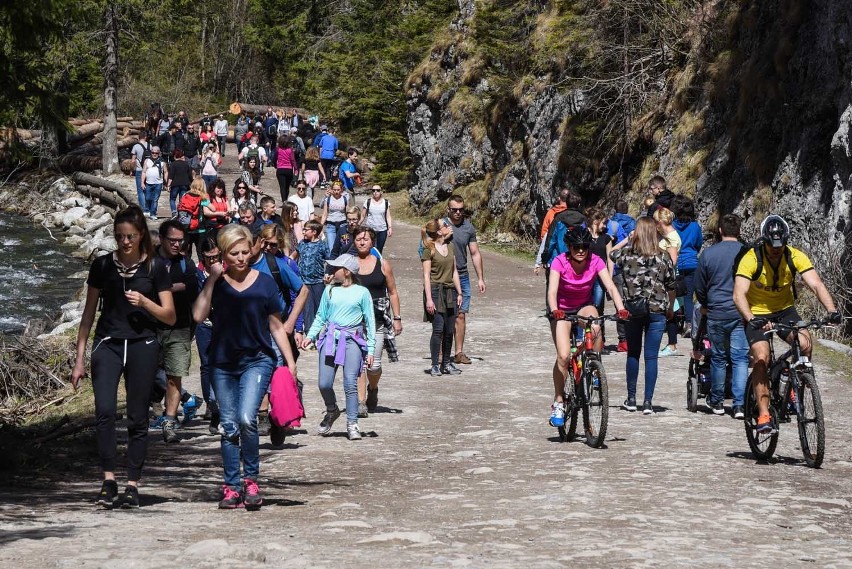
[
  {"xmin": 693, "ymin": 213, "xmax": 749, "ymax": 419},
  {"xmin": 319, "ymin": 126, "xmax": 339, "ymax": 181},
  {"xmin": 339, "ymin": 148, "xmax": 359, "ymax": 193}
]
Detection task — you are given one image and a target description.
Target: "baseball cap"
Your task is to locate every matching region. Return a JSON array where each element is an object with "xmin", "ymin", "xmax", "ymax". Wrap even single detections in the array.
[{"xmin": 326, "ymin": 254, "xmax": 359, "ymax": 274}]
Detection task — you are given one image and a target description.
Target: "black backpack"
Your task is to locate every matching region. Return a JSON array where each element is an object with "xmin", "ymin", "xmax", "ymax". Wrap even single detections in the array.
[{"xmin": 732, "ymin": 239, "xmax": 799, "ymax": 299}]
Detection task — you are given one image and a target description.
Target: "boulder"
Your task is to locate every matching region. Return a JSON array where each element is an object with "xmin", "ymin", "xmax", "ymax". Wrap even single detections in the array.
[
  {"xmin": 88, "ymin": 205, "xmax": 107, "ymax": 219},
  {"xmin": 60, "ymin": 195, "xmax": 92, "ymax": 209},
  {"xmin": 62, "ymin": 206, "xmax": 89, "ymax": 228},
  {"xmin": 64, "ymin": 235, "xmax": 88, "ymax": 247},
  {"xmin": 94, "ymin": 235, "xmax": 117, "ymax": 252},
  {"xmin": 84, "ymin": 213, "xmax": 113, "ymax": 233},
  {"xmin": 68, "ymin": 225, "xmax": 87, "ymax": 236}
]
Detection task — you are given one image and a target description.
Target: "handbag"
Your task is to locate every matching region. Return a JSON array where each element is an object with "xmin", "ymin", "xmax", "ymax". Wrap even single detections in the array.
[{"xmin": 625, "ymin": 296, "xmax": 649, "ymax": 318}]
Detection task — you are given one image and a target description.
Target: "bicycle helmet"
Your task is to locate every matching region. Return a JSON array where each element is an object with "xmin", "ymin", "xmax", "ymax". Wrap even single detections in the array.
[
  {"xmin": 760, "ymin": 214, "xmax": 790, "ymax": 248},
  {"xmin": 563, "ymin": 225, "xmax": 593, "ymax": 247}
]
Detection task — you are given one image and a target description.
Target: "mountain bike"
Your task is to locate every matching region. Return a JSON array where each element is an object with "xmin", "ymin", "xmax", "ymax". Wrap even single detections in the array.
[
  {"xmin": 556, "ymin": 314, "xmax": 619, "ymax": 448},
  {"xmin": 744, "ymin": 317, "xmax": 830, "ymax": 468}
]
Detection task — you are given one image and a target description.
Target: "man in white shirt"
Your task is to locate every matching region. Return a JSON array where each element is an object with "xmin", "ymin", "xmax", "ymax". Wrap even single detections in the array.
[{"xmin": 140, "ymin": 146, "xmax": 169, "ymax": 219}]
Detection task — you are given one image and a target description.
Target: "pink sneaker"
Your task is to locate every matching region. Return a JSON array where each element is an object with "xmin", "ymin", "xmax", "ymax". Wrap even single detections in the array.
[
  {"xmin": 243, "ymin": 479, "xmax": 263, "ymax": 511},
  {"xmin": 218, "ymin": 485, "xmax": 242, "ymax": 509}
]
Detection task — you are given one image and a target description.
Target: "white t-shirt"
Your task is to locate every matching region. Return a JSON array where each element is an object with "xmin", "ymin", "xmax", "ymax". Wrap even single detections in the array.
[
  {"xmin": 143, "ymin": 158, "xmax": 164, "ymax": 184},
  {"xmin": 288, "ymin": 194, "xmax": 315, "ymax": 223},
  {"xmin": 363, "ymin": 198, "xmax": 389, "ymax": 231}
]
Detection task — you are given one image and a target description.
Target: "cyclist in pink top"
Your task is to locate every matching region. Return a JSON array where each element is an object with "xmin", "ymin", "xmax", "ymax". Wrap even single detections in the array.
[{"xmin": 547, "ymin": 226, "xmax": 627, "ymax": 428}]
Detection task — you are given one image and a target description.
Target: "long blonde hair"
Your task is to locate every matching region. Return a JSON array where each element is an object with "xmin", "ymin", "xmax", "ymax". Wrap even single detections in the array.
[
  {"xmin": 189, "ymin": 177, "xmax": 209, "ymax": 199},
  {"xmin": 421, "ymin": 218, "xmax": 441, "ymax": 253},
  {"xmin": 629, "ymin": 217, "xmax": 661, "ymax": 257}
]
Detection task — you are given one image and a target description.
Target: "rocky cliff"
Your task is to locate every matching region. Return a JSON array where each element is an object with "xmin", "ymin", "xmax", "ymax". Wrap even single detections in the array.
[{"xmin": 406, "ymin": 0, "xmax": 852, "ymax": 287}]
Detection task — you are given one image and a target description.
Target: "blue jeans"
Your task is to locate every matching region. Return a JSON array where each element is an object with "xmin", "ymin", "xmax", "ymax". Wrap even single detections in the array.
[
  {"xmin": 202, "ymin": 174, "xmax": 218, "ymax": 192},
  {"xmin": 318, "ymin": 336, "xmax": 363, "ymax": 423},
  {"xmin": 303, "ymin": 282, "xmax": 325, "ymax": 335},
  {"xmin": 591, "ymin": 278, "xmax": 605, "ymax": 313},
  {"xmin": 135, "ymin": 171, "xmax": 144, "ymax": 206},
  {"xmin": 144, "ymin": 183, "xmax": 163, "ymax": 217},
  {"xmin": 211, "ymin": 352, "xmax": 274, "ymax": 489},
  {"xmin": 326, "ymin": 222, "xmax": 345, "ymax": 254},
  {"xmin": 458, "ymin": 271, "xmax": 471, "ymax": 313},
  {"xmin": 194, "ymin": 323, "xmax": 217, "ymax": 411},
  {"xmin": 706, "ymin": 318, "xmax": 749, "ymax": 406},
  {"xmin": 169, "ymin": 185, "xmax": 188, "ymax": 215},
  {"xmin": 375, "ymin": 230, "xmax": 388, "ymax": 253},
  {"xmin": 625, "ymin": 312, "xmax": 667, "ymax": 402}
]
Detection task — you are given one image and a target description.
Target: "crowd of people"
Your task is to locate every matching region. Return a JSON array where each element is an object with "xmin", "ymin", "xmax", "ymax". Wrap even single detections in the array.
[{"xmin": 72, "ymin": 113, "xmax": 842, "ymax": 510}]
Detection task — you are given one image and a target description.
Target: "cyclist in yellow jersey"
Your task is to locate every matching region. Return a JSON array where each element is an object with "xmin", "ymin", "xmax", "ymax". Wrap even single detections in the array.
[{"xmin": 733, "ymin": 215, "xmax": 841, "ymax": 433}]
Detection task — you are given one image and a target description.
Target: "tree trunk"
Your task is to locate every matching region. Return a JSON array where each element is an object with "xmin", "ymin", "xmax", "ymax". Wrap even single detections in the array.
[{"xmin": 102, "ymin": 3, "xmax": 120, "ymax": 176}]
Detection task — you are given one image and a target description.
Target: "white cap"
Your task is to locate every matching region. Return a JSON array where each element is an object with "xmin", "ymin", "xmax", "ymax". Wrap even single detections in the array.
[{"xmin": 326, "ymin": 254, "xmax": 359, "ymax": 274}]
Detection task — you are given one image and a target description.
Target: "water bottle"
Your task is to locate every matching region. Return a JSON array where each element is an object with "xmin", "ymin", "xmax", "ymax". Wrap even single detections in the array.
[{"xmin": 776, "ymin": 364, "xmax": 789, "ymax": 401}]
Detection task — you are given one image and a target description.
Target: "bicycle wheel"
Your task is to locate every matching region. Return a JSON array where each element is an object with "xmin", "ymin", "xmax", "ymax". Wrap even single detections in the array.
[
  {"xmin": 686, "ymin": 376, "xmax": 698, "ymax": 412},
  {"xmin": 583, "ymin": 359, "xmax": 609, "ymax": 448},
  {"xmin": 794, "ymin": 371, "xmax": 825, "ymax": 468},
  {"xmin": 744, "ymin": 376, "xmax": 778, "ymax": 461}
]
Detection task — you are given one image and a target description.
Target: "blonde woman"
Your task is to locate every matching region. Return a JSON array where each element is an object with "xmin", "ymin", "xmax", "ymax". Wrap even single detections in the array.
[
  {"xmin": 183, "ymin": 178, "xmax": 212, "ymax": 260},
  {"xmin": 192, "ymin": 224, "xmax": 297, "ymax": 510},
  {"xmin": 654, "ymin": 206, "xmax": 681, "ymax": 355},
  {"xmin": 421, "ymin": 218, "xmax": 463, "ymax": 376}
]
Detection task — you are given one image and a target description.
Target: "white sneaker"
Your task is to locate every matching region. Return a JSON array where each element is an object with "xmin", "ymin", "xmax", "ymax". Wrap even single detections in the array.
[{"xmin": 347, "ymin": 422, "xmax": 362, "ymax": 441}]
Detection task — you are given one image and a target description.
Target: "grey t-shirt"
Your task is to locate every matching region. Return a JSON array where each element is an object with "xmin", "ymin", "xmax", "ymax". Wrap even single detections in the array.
[
  {"xmin": 131, "ymin": 142, "xmax": 149, "ymax": 172},
  {"xmin": 450, "ymin": 218, "xmax": 477, "ymax": 274}
]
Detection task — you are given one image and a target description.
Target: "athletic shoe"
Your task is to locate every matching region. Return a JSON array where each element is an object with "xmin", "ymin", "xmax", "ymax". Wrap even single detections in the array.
[
  {"xmin": 257, "ymin": 412, "xmax": 271, "ymax": 436},
  {"xmin": 733, "ymin": 405, "xmax": 745, "ymax": 420},
  {"xmin": 440, "ymin": 362, "xmax": 462, "ymax": 375},
  {"xmin": 162, "ymin": 418, "xmax": 179, "ymax": 443},
  {"xmin": 118, "ymin": 485, "xmax": 140, "ymax": 509},
  {"xmin": 243, "ymin": 479, "xmax": 262, "ymax": 511},
  {"xmin": 622, "ymin": 398, "xmax": 637, "ymax": 411},
  {"xmin": 208, "ymin": 412, "xmax": 220, "ymax": 435},
  {"xmin": 270, "ymin": 423, "xmax": 287, "ymax": 445},
  {"xmin": 756, "ymin": 413, "xmax": 773, "ymax": 433},
  {"xmin": 218, "ymin": 485, "xmax": 243, "ymax": 509},
  {"xmin": 454, "ymin": 352, "xmax": 472, "ymax": 365},
  {"xmin": 97, "ymin": 480, "xmax": 118, "ymax": 508},
  {"xmin": 317, "ymin": 408, "xmax": 341, "ymax": 435},
  {"xmin": 709, "ymin": 400, "xmax": 725, "ymax": 415},
  {"xmin": 617, "ymin": 340, "xmax": 628, "ymax": 353},
  {"xmin": 430, "ymin": 365, "xmax": 442, "ymax": 377},
  {"xmin": 181, "ymin": 395, "xmax": 199, "ymax": 425},
  {"xmin": 151, "ymin": 401, "xmax": 164, "ymax": 418},
  {"xmin": 549, "ymin": 402, "xmax": 566, "ymax": 427},
  {"xmin": 642, "ymin": 401, "xmax": 654, "ymax": 415},
  {"xmin": 366, "ymin": 387, "xmax": 378, "ymax": 413},
  {"xmin": 347, "ymin": 422, "xmax": 362, "ymax": 440},
  {"xmin": 659, "ymin": 346, "xmax": 678, "ymax": 357},
  {"xmin": 149, "ymin": 415, "xmax": 167, "ymax": 430},
  {"xmin": 357, "ymin": 401, "xmax": 369, "ymax": 418},
  {"xmin": 682, "ymin": 326, "xmax": 692, "ymax": 339}
]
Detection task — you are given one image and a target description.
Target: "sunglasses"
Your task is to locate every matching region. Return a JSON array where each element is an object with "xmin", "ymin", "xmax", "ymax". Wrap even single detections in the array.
[
  {"xmin": 448, "ymin": 207, "xmax": 464, "ymax": 213},
  {"xmin": 114, "ymin": 233, "xmax": 138, "ymax": 242},
  {"xmin": 262, "ymin": 241, "xmax": 279, "ymax": 248},
  {"xmin": 163, "ymin": 237, "xmax": 184, "ymax": 245},
  {"xmin": 570, "ymin": 244, "xmax": 590, "ymax": 252},
  {"xmin": 203, "ymin": 254, "xmax": 221, "ymax": 264}
]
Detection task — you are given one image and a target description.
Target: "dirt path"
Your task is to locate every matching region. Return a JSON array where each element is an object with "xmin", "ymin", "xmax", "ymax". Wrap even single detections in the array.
[{"xmin": 2, "ymin": 150, "xmax": 852, "ymax": 568}]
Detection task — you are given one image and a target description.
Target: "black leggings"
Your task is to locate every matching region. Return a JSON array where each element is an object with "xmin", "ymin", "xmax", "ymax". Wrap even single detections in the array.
[
  {"xmin": 90, "ymin": 336, "xmax": 160, "ymax": 481},
  {"xmin": 276, "ymin": 168, "xmax": 294, "ymax": 202},
  {"xmin": 430, "ymin": 310, "xmax": 457, "ymax": 367}
]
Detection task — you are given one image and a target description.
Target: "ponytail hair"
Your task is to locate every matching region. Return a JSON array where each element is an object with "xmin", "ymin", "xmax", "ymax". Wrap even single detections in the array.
[{"xmin": 421, "ymin": 218, "xmax": 441, "ymax": 253}]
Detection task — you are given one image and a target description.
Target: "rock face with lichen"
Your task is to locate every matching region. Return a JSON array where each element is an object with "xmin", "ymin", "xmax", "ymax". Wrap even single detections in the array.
[{"xmin": 406, "ymin": 0, "xmax": 852, "ymax": 291}]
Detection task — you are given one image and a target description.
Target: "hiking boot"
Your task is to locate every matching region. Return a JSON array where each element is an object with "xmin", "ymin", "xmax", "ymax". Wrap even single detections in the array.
[
  {"xmin": 709, "ymin": 400, "xmax": 725, "ymax": 415},
  {"xmin": 454, "ymin": 352, "xmax": 472, "ymax": 365},
  {"xmin": 243, "ymin": 479, "xmax": 263, "ymax": 511},
  {"xmin": 257, "ymin": 411, "xmax": 271, "ymax": 436},
  {"xmin": 148, "ymin": 415, "xmax": 166, "ymax": 430},
  {"xmin": 162, "ymin": 418, "xmax": 179, "ymax": 443},
  {"xmin": 429, "ymin": 365, "xmax": 442, "ymax": 376},
  {"xmin": 118, "ymin": 485, "xmax": 140, "ymax": 509},
  {"xmin": 347, "ymin": 422, "xmax": 362, "ymax": 441},
  {"xmin": 366, "ymin": 386, "xmax": 378, "ymax": 413},
  {"xmin": 549, "ymin": 402, "xmax": 566, "ymax": 428},
  {"xmin": 440, "ymin": 362, "xmax": 462, "ymax": 375},
  {"xmin": 756, "ymin": 413, "xmax": 774, "ymax": 434},
  {"xmin": 181, "ymin": 395, "xmax": 199, "ymax": 425},
  {"xmin": 617, "ymin": 339, "xmax": 628, "ymax": 352},
  {"xmin": 208, "ymin": 412, "xmax": 220, "ymax": 435},
  {"xmin": 270, "ymin": 423, "xmax": 287, "ymax": 446},
  {"xmin": 642, "ymin": 401, "xmax": 655, "ymax": 415},
  {"xmin": 732, "ymin": 405, "xmax": 745, "ymax": 420},
  {"xmin": 218, "ymin": 485, "xmax": 243, "ymax": 509},
  {"xmin": 97, "ymin": 480, "xmax": 118, "ymax": 509},
  {"xmin": 622, "ymin": 398, "xmax": 637, "ymax": 411},
  {"xmin": 358, "ymin": 401, "xmax": 369, "ymax": 418},
  {"xmin": 318, "ymin": 408, "xmax": 341, "ymax": 435}
]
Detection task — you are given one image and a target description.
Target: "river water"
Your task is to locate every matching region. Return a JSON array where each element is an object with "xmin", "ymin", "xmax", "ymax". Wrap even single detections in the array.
[{"xmin": 0, "ymin": 212, "xmax": 86, "ymax": 334}]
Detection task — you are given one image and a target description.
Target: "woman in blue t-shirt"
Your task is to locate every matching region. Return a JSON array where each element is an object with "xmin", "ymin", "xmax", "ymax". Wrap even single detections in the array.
[
  {"xmin": 193, "ymin": 224, "xmax": 297, "ymax": 511},
  {"xmin": 671, "ymin": 195, "xmax": 703, "ymax": 338}
]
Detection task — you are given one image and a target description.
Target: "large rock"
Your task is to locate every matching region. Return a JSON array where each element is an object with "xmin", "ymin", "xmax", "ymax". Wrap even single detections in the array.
[
  {"xmin": 60, "ymin": 194, "xmax": 92, "ymax": 209},
  {"xmin": 83, "ymin": 213, "xmax": 113, "ymax": 233},
  {"xmin": 62, "ymin": 206, "xmax": 89, "ymax": 228}
]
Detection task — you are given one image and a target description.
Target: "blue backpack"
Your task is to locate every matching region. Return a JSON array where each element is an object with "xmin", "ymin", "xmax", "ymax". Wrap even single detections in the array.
[{"xmin": 543, "ymin": 220, "xmax": 574, "ymax": 267}]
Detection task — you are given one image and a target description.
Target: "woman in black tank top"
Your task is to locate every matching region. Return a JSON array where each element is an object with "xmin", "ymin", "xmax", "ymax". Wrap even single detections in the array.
[{"xmin": 353, "ymin": 227, "xmax": 403, "ymax": 415}]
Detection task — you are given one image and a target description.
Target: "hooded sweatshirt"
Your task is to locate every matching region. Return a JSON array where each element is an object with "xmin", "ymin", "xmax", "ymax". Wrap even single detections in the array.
[{"xmin": 673, "ymin": 219, "xmax": 703, "ymax": 271}]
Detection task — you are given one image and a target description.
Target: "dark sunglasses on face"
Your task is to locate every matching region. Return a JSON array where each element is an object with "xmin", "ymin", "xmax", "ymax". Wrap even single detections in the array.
[
  {"xmin": 115, "ymin": 233, "xmax": 138, "ymax": 242},
  {"xmin": 570, "ymin": 244, "xmax": 589, "ymax": 252},
  {"xmin": 448, "ymin": 207, "xmax": 464, "ymax": 213}
]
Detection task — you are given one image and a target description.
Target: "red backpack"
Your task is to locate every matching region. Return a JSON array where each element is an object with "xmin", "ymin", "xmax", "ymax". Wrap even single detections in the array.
[{"xmin": 177, "ymin": 193, "xmax": 203, "ymax": 231}]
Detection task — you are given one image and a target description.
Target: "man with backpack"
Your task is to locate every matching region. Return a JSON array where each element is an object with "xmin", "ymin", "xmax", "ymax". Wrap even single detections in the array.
[
  {"xmin": 154, "ymin": 220, "xmax": 199, "ymax": 443},
  {"xmin": 733, "ymin": 214, "xmax": 842, "ymax": 434},
  {"xmin": 264, "ymin": 110, "xmax": 279, "ymax": 152},
  {"xmin": 693, "ymin": 214, "xmax": 749, "ymax": 419},
  {"xmin": 131, "ymin": 132, "xmax": 152, "ymax": 208},
  {"xmin": 184, "ymin": 124, "xmax": 202, "ymax": 171},
  {"xmin": 157, "ymin": 123, "xmax": 178, "ymax": 164},
  {"xmin": 290, "ymin": 127, "xmax": 305, "ymax": 170},
  {"xmin": 140, "ymin": 146, "xmax": 168, "ymax": 219},
  {"xmin": 239, "ymin": 134, "xmax": 268, "ymax": 172}
]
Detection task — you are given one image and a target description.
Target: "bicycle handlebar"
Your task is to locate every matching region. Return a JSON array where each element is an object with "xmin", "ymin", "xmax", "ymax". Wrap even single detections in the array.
[
  {"xmin": 554, "ymin": 314, "xmax": 623, "ymax": 324},
  {"xmin": 758, "ymin": 317, "xmax": 835, "ymax": 336}
]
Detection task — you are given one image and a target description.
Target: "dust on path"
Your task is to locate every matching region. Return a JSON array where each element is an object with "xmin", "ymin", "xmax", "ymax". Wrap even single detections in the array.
[{"xmin": 2, "ymin": 150, "xmax": 851, "ymax": 568}]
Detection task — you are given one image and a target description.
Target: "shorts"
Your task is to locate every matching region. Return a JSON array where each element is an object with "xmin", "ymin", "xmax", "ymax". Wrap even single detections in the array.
[
  {"xmin": 459, "ymin": 272, "xmax": 472, "ymax": 314},
  {"xmin": 157, "ymin": 327, "xmax": 193, "ymax": 377},
  {"xmin": 745, "ymin": 306, "xmax": 801, "ymax": 346}
]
